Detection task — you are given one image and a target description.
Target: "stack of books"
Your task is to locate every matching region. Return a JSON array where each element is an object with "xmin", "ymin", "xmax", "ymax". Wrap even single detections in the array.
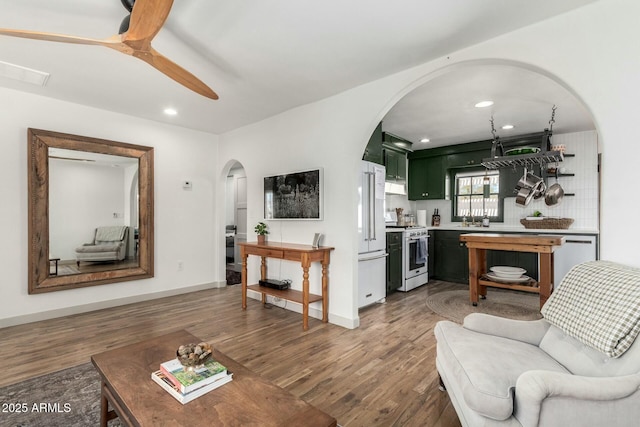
[{"xmin": 151, "ymin": 358, "xmax": 233, "ymax": 404}]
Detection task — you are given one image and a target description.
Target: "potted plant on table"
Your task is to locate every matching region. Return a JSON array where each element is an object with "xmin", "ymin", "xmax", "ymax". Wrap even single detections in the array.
[{"xmin": 254, "ymin": 222, "xmax": 269, "ymax": 244}]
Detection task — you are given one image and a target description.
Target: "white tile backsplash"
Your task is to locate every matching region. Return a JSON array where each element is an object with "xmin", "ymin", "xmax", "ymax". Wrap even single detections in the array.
[{"xmin": 395, "ymin": 130, "xmax": 599, "ymax": 231}]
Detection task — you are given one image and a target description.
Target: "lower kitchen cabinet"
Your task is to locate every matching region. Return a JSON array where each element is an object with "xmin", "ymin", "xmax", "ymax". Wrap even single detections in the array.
[
  {"xmin": 433, "ymin": 230, "xmax": 468, "ymax": 284},
  {"xmin": 428, "ymin": 230, "xmax": 435, "ymax": 279},
  {"xmin": 432, "ymin": 230, "xmax": 539, "ymax": 284},
  {"xmin": 386, "ymin": 232, "xmax": 403, "ymax": 294}
]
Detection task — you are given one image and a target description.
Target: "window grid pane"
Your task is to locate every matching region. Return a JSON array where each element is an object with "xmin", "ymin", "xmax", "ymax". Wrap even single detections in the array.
[{"xmin": 454, "ymin": 172, "xmax": 500, "ymax": 218}]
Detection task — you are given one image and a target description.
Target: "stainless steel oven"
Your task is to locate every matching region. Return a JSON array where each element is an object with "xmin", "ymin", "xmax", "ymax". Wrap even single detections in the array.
[{"xmin": 399, "ymin": 227, "xmax": 429, "ymax": 292}]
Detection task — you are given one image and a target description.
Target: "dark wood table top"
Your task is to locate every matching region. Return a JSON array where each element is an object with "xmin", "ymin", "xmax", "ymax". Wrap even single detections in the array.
[
  {"xmin": 459, "ymin": 233, "xmax": 565, "ymax": 246},
  {"xmin": 239, "ymin": 241, "xmax": 335, "ymax": 253},
  {"xmin": 91, "ymin": 329, "xmax": 337, "ymax": 427}
]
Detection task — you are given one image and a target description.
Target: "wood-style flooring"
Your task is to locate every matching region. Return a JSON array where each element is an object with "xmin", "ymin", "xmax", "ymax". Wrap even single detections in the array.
[{"xmin": 0, "ymin": 280, "xmax": 463, "ymax": 427}]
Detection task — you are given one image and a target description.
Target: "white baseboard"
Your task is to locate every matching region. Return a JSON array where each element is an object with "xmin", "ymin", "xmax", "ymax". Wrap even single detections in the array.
[
  {"xmin": 246, "ymin": 290, "xmax": 359, "ymax": 330},
  {"xmin": 210, "ymin": 280, "xmax": 228, "ymax": 289},
  {"xmin": 0, "ymin": 282, "xmax": 220, "ymax": 328}
]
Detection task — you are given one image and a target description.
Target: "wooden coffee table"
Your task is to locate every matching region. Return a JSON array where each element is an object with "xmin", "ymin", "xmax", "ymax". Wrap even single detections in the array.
[{"xmin": 91, "ymin": 330, "xmax": 337, "ymax": 427}]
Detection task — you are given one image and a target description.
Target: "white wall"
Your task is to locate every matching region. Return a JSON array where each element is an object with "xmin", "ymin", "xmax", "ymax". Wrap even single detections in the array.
[
  {"xmin": 216, "ymin": 0, "xmax": 640, "ymax": 328},
  {"xmin": 0, "ymin": 87, "xmax": 219, "ymax": 325},
  {"xmin": 49, "ymin": 160, "xmax": 126, "ymax": 261},
  {"xmin": 505, "ymin": 131, "xmax": 599, "ymax": 229}
]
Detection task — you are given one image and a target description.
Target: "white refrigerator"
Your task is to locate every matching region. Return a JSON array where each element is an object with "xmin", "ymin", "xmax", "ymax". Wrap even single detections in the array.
[{"xmin": 358, "ymin": 161, "xmax": 387, "ymax": 308}]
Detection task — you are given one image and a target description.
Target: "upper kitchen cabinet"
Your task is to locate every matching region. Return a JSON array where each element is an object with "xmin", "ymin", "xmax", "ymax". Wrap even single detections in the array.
[
  {"xmin": 363, "ymin": 122, "xmax": 384, "ymax": 165},
  {"xmin": 408, "ymin": 154, "xmax": 445, "ymax": 200},
  {"xmin": 446, "ymin": 149, "xmax": 487, "ymax": 168},
  {"xmin": 382, "ymin": 131, "xmax": 412, "ymax": 182},
  {"xmin": 382, "ymin": 131, "xmax": 413, "ymax": 152},
  {"xmin": 408, "ymin": 132, "xmax": 554, "ymax": 201},
  {"xmin": 384, "ymin": 148, "xmax": 407, "ymax": 181}
]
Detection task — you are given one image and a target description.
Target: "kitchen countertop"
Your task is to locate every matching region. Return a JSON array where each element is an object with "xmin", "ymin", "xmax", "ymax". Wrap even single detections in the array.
[{"xmin": 386, "ymin": 223, "xmax": 598, "ymax": 235}]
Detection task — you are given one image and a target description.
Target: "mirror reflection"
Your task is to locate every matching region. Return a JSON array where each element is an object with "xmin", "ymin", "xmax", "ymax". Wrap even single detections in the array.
[{"xmin": 48, "ymin": 149, "xmax": 140, "ymax": 276}]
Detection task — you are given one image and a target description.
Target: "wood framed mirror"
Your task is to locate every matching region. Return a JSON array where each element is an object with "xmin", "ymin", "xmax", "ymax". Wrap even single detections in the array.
[{"xmin": 28, "ymin": 128, "xmax": 154, "ymax": 293}]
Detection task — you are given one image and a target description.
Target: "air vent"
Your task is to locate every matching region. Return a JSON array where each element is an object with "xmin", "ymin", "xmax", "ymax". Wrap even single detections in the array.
[{"xmin": 0, "ymin": 60, "xmax": 50, "ymax": 86}]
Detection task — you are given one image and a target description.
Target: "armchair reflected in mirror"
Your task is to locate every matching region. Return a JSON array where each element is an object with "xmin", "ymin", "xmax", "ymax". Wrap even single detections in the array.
[{"xmin": 28, "ymin": 128, "xmax": 154, "ymax": 294}]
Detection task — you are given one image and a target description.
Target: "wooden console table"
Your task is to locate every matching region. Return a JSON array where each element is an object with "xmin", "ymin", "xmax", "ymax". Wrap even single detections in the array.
[
  {"xmin": 239, "ymin": 241, "xmax": 334, "ymax": 331},
  {"xmin": 460, "ymin": 233, "xmax": 565, "ymax": 309}
]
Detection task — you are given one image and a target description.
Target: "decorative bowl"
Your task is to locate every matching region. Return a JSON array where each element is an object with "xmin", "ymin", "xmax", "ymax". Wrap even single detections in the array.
[
  {"xmin": 176, "ymin": 342, "xmax": 213, "ymax": 369},
  {"xmin": 490, "ymin": 266, "xmax": 526, "ymax": 279}
]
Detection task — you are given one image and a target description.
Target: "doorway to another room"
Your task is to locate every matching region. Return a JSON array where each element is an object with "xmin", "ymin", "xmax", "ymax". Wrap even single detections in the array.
[{"xmin": 225, "ymin": 162, "xmax": 247, "ymax": 285}]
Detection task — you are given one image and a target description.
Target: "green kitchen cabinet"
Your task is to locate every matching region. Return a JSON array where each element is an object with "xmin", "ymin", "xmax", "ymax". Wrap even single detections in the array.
[
  {"xmin": 446, "ymin": 150, "xmax": 487, "ymax": 168},
  {"xmin": 432, "ymin": 230, "xmax": 468, "ymax": 284},
  {"xmin": 428, "ymin": 230, "xmax": 435, "ymax": 276},
  {"xmin": 408, "ymin": 155, "xmax": 445, "ymax": 200},
  {"xmin": 386, "ymin": 232, "xmax": 403, "ymax": 294},
  {"xmin": 363, "ymin": 122, "xmax": 384, "ymax": 165},
  {"xmin": 384, "ymin": 149, "xmax": 407, "ymax": 181}
]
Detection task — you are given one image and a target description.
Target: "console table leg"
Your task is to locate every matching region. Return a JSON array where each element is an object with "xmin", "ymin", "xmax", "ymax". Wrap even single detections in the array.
[
  {"xmin": 302, "ymin": 254, "xmax": 310, "ymax": 331},
  {"xmin": 321, "ymin": 252, "xmax": 330, "ymax": 323},
  {"xmin": 260, "ymin": 256, "xmax": 267, "ymax": 281},
  {"xmin": 241, "ymin": 249, "xmax": 248, "ymax": 310}
]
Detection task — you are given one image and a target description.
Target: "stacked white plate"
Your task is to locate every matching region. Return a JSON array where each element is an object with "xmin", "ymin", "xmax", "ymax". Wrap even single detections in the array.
[{"xmin": 487, "ymin": 266, "xmax": 530, "ymax": 283}]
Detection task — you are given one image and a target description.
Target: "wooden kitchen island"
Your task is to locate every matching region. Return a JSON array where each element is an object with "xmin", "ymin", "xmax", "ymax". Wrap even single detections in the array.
[
  {"xmin": 460, "ymin": 233, "xmax": 565, "ymax": 309},
  {"xmin": 239, "ymin": 241, "xmax": 334, "ymax": 331}
]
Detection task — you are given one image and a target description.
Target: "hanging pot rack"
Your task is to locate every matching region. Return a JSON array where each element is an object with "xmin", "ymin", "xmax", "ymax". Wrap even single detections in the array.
[{"xmin": 481, "ymin": 106, "xmax": 563, "ymax": 170}]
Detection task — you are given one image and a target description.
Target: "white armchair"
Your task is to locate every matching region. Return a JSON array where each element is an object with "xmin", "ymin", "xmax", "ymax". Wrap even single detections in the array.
[
  {"xmin": 75, "ymin": 226, "xmax": 129, "ymax": 266},
  {"xmin": 435, "ymin": 260, "xmax": 640, "ymax": 426}
]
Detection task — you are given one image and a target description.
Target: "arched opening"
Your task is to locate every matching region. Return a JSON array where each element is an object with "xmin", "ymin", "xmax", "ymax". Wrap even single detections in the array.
[
  {"xmin": 222, "ymin": 160, "xmax": 247, "ymax": 285},
  {"xmin": 360, "ymin": 59, "xmax": 599, "ymax": 304}
]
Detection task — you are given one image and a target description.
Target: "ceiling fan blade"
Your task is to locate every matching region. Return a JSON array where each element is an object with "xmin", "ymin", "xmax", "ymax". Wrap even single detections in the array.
[
  {"xmin": 0, "ymin": 28, "xmax": 109, "ymax": 46},
  {"xmin": 125, "ymin": 0, "xmax": 173, "ymax": 42},
  {"xmin": 134, "ymin": 47, "xmax": 218, "ymax": 99}
]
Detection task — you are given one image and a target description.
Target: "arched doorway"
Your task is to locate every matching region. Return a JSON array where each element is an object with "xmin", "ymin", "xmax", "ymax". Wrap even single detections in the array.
[
  {"xmin": 224, "ymin": 161, "xmax": 247, "ymax": 285},
  {"xmin": 367, "ymin": 59, "xmax": 599, "ymax": 297}
]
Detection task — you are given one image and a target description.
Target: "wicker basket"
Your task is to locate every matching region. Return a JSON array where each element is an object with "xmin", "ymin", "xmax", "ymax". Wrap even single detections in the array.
[{"xmin": 520, "ymin": 218, "xmax": 574, "ymax": 229}]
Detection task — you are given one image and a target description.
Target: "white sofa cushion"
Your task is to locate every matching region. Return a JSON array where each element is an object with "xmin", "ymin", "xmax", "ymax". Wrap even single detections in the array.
[
  {"xmin": 434, "ymin": 320, "xmax": 569, "ymax": 421},
  {"xmin": 75, "ymin": 242, "xmax": 123, "ymax": 253}
]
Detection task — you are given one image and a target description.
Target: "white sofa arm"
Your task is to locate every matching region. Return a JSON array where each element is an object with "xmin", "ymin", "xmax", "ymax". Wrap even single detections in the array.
[
  {"xmin": 514, "ymin": 370, "xmax": 640, "ymax": 427},
  {"xmin": 463, "ymin": 313, "xmax": 551, "ymax": 346}
]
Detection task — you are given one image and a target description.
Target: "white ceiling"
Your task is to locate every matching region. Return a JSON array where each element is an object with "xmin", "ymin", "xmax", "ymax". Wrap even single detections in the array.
[
  {"xmin": 383, "ymin": 64, "xmax": 595, "ymax": 148},
  {"xmin": 0, "ymin": 0, "xmax": 599, "ymax": 144}
]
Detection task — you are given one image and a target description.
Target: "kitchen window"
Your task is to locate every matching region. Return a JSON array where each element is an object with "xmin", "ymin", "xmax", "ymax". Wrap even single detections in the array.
[{"xmin": 453, "ymin": 170, "xmax": 501, "ymax": 221}]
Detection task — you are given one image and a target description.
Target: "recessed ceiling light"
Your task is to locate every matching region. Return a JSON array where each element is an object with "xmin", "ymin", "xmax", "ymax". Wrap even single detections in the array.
[
  {"xmin": 501, "ymin": 124, "xmax": 515, "ymax": 130},
  {"xmin": 420, "ymin": 138, "xmax": 430, "ymax": 143},
  {"xmin": 164, "ymin": 108, "xmax": 178, "ymax": 116},
  {"xmin": 474, "ymin": 100, "xmax": 494, "ymax": 108}
]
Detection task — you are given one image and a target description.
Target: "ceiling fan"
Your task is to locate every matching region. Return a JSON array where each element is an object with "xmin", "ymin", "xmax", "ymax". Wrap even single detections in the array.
[{"xmin": 0, "ymin": 0, "xmax": 218, "ymax": 100}]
